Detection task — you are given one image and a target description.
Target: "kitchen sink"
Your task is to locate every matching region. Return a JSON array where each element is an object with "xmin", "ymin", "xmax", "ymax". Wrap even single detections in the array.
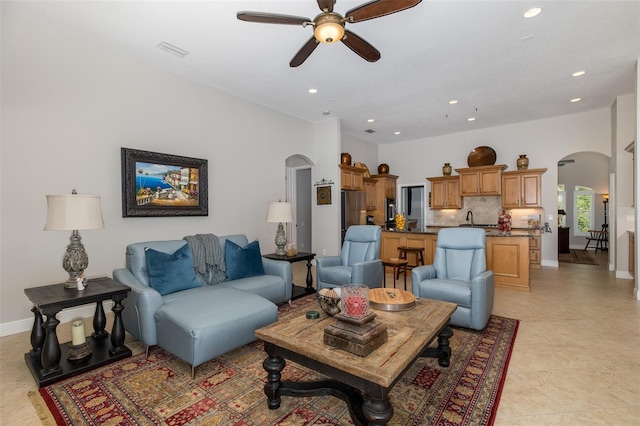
[{"xmin": 458, "ymin": 223, "xmax": 499, "ymax": 228}]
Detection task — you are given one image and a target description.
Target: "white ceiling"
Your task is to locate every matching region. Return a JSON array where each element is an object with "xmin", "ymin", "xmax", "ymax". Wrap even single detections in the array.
[{"xmin": 6, "ymin": 0, "xmax": 640, "ymax": 144}]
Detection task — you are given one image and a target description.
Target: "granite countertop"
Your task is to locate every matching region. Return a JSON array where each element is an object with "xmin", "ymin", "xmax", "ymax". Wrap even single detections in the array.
[{"xmin": 383, "ymin": 227, "xmax": 537, "ymax": 237}]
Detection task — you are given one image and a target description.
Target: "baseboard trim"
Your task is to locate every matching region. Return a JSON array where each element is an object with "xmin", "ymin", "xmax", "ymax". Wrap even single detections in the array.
[
  {"xmin": 615, "ymin": 271, "xmax": 633, "ymax": 280},
  {"xmin": 0, "ymin": 301, "xmax": 113, "ymax": 337},
  {"xmin": 541, "ymin": 260, "xmax": 559, "ymax": 268}
]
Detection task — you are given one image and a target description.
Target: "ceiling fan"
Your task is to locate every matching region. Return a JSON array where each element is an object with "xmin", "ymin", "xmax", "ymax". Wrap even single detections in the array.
[{"xmin": 237, "ymin": 0, "xmax": 422, "ymax": 67}]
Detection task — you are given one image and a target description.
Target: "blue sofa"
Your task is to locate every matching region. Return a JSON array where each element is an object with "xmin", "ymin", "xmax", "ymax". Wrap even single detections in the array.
[{"xmin": 112, "ymin": 234, "xmax": 292, "ymax": 377}]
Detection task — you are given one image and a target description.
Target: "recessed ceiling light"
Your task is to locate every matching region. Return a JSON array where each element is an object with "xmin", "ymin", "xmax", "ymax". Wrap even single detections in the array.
[
  {"xmin": 523, "ymin": 7, "xmax": 542, "ymax": 18},
  {"xmin": 448, "ymin": 99, "xmax": 458, "ymax": 105},
  {"xmin": 394, "ymin": 131, "xmax": 401, "ymax": 135},
  {"xmin": 322, "ymin": 110, "xmax": 331, "ymax": 115},
  {"xmin": 308, "ymin": 88, "xmax": 318, "ymax": 94},
  {"xmin": 367, "ymin": 118, "xmax": 375, "ymax": 123},
  {"xmin": 570, "ymin": 97, "xmax": 582, "ymax": 103},
  {"xmin": 572, "ymin": 70, "xmax": 586, "ymax": 77},
  {"xmin": 467, "ymin": 117, "xmax": 476, "ymax": 122}
]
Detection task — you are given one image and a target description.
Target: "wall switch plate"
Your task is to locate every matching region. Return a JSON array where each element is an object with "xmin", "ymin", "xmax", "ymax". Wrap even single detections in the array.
[
  {"xmin": 449, "ymin": 215, "xmax": 456, "ymax": 220},
  {"xmin": 548, "ymin": 215, "xmax": 553, "ymax": 220}
]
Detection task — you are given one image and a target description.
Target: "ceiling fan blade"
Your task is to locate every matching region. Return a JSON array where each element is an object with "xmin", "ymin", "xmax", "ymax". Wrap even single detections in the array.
[
  {"xmin": 290, "ymin": 37, "xmax": 320, "ymax": 67},
  {"xmin": 237, "ymin": 12, "xmax": 310, "ymax": 26},
  {"xmin": 317, "ymin": 0, "xmax": 335, "ymax": 12},
  {"xmin": 341, "ymin": 30, "xmax": 381, "ymax": 62},
  {"xmin": 345, "ymin": 0, "xmax": 422, "ymax": 23}
]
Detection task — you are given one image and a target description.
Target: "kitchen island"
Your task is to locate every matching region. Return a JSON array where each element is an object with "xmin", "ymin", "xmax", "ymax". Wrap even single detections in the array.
[{"xmin": 381, "ymin": 229, "xmax": 531, "ymax": 291}]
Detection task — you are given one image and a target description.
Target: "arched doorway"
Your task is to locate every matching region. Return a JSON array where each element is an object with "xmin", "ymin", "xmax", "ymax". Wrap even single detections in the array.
[
  {"xmin": 285, "ymin": 155, "xmax": 314, "ymax": 252},
  {"xmin": 557, "ymin": 151, "xmax": 610, "ymax": 267}
]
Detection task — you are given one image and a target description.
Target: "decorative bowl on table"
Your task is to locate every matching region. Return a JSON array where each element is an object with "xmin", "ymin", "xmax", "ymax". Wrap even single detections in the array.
[{"xmin": 317, "ymin": 288, "xmax": 341, "ymax": 316}]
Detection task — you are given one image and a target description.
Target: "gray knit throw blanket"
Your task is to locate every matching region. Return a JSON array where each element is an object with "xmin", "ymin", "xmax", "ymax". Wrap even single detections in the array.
[{"xmin": 183, "ymin": 234, "xmax": 226, "ymax": 285}]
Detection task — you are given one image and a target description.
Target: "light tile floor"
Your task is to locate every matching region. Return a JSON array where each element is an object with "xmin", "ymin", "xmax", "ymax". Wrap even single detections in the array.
[{"xmin": 1, "ymin": 250, "xmax": 638, "ymax": 425}]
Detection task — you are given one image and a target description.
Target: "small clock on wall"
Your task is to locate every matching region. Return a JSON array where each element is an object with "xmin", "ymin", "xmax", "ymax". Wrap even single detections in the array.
[{"xmin": 317, "ymin": 186, "xmax": 332, "ymax": 205}]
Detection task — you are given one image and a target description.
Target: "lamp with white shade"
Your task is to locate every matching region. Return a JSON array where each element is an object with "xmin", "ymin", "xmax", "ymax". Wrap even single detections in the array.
[
  {"xmin": 44, "ymin": 190, "xmax": 105, "ymax": 288},
  {"xmin": 266, "ymin": 201, "xmax": 293, "ymax": 256}
]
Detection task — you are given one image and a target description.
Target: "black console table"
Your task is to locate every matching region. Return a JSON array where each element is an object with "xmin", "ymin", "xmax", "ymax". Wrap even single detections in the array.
[
  {"xmin": 263, "ymin": 252, "xmax": 316, "ymax": 300},
  {"xmin": 24, "ymin": 277, "xmax": 132, "ymax": 387}
]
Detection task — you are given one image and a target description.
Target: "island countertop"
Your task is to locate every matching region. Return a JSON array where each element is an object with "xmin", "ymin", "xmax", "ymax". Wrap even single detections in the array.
[
  {"xmin": 383, "ymin": 228, "xmax": 538, "ymax": 237},
  {"xmin": 381, "ymin": 229, "xmax": 532, "ymax": 291}
]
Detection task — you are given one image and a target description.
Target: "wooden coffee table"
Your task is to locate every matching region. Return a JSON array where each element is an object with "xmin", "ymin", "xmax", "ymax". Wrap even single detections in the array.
[{"xmin": 255, "ymin": 298, "xmax": 457, "ymax": 425}]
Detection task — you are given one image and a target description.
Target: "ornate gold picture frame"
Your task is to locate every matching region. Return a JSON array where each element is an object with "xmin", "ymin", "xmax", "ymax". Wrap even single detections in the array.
[{"xmin": 316, "ymin": 186, "xmax": 331, "ymax": 205}]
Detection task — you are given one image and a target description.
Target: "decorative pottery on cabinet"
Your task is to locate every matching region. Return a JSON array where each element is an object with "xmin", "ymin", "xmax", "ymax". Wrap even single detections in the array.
[{"xmin": 516, "ymin": 155, "xmax": 529, "ymax": 170}]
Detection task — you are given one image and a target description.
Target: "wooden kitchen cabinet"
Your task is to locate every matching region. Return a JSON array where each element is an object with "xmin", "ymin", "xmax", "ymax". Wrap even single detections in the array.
[
  {"xmin": 381, "ymin": 231, "xmax": 436, "ymax": 264},
  {"xmin": 501, "ymin": 168, "xmax": 547, "ymax": 209},
  {"xmin": 339, "ymin": 164, "xmax": 364, "ymax": 191},
  {"xmin": 427, "ymin": 176, "xmax": 461, "ymax": 209},
  {"xmin": 363, "ymin": 177, "xmax": 377, "ymax": 210},
  {"xmin": 455, "ymin": 164, "xmax": 507, "ymax": 196},
  {"xmin": 486, "ymin": 235, "xmax": 530, "ymax": 291},
  {"xmin": 371, "ymin": 174, "xmax": 398, "ymax": 200},
  {"xmin": 382, "ymin": 231, "xmax": 530, "ymax": 291},
  {"xmin": 529, "ymin": 230, "xmax": 542, "ymax": 268}
]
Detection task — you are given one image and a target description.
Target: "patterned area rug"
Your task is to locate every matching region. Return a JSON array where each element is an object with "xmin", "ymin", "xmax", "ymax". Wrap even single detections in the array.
[
  {"xmin": 29, "ymin": 295, "xmax": 518, "ymax": 426},
  {"xmin": 558, "ymin": 249, "xmax": 599, "ymax": 265}
]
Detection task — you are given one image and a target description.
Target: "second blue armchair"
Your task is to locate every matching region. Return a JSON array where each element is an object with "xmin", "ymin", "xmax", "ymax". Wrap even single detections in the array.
[{"xmin": 411, "ymin": 228, "xmax": 494, "ymax": 330}]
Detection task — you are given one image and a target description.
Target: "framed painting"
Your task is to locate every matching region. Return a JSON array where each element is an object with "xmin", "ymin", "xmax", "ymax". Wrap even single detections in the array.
[
  {"xmin": 317, "ymin": 186, "xmax": 332, "ymax": 205},
  {"xmin": 121, "ymin": 147, "xmax": 208, "ymax": 217}
]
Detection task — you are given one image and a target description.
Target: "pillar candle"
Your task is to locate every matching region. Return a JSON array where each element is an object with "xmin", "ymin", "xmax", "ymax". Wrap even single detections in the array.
[{"xmin": 71, "ymin": 320, "xmax": 86, "ymax": 346}]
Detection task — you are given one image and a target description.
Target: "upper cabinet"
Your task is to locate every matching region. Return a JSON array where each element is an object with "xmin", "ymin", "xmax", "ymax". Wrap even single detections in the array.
[
  {"xmin": 363, "ymin": 177, "xmax": 378, "ymax": 210},
  {"xmin": 455, "ymin": 165, "xmax": 507, "ymax": 196},
  {"xmin": 371, "ymin": 174, "xmax": 398, "ymax": 200},
  {"xmin": 339, "ymin": 164, "xmax": 364, "ymax": 191},
  {"xmin": 427, "ymin": 176, "xmax": 461, "ymax": 209},
  {"xmin": 501, "ymin": 168, "xmax": 547, "ymax": 208}
]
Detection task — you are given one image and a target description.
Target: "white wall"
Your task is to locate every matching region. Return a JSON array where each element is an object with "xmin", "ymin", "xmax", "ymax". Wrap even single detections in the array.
[
  {"xmin": 379, "ymin": 109, "xmax": 612, "ymax": 266},
  {"xmin": 341, "ymin": 134, "xmax": 379, "ymax": 173},
  {"xmin": 612, "ymin": 94, "xmax": 636, "ymax": 276},
  {"xmin": 0, "ymin": 11, "xmax": 333, "ymax": 328}
]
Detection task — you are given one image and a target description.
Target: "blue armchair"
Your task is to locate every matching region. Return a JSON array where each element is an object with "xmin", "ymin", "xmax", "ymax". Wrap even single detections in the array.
[
  {"xmin": 411, "ymin": 228, "xmax": 494, "ymax": 330},
  {"xmin": 316, "ymin": 225, "xmax": 383, "ymax": 291}
]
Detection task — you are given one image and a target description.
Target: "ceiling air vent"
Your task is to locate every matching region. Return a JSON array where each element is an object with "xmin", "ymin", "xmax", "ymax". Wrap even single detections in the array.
[
  {"xmin": 364, "ymin": 129, "xmax": 376, "ymax": 133},
  {"xmin": 157, "ymin": 41, "xmax": 189, "ymax": 58}
]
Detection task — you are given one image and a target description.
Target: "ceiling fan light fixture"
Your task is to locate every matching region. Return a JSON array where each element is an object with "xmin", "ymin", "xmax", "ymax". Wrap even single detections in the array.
[{"xmin": 314, "ymin": 13, "xmax": 345, "ymax": 44}]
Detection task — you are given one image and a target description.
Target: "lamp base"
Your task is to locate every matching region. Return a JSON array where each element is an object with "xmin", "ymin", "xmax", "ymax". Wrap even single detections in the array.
[
  {"xmin": 274, "ymin": 222, "xmax": 287, "ymax": 256},
  {"xmin": 63, "ymin": 230, "xmax": 88, "ymax": 289}
]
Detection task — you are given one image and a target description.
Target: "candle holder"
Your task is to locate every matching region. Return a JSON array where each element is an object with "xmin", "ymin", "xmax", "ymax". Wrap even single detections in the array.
[
  {"xmin": 340, "ymin": 284, "xmax": 370, "ymax": 319},
  {"xmin": 67, "ymin": 341, "xmax": 92, "ymax": 361},
  {"xmin": 68, "ymin": 319, "xmax": 92, "ymax": 360}
]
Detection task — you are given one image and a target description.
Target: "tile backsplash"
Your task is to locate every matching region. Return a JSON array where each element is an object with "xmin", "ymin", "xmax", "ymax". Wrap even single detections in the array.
[{"xmin": 428, "ymin": 196, "xmax": 544, "ymax": 228}]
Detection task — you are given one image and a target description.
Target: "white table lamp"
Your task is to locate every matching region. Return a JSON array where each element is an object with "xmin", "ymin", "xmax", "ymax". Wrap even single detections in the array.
[
  {"xmin": 266, "ymin": 201, "xmax": 292, "ymax": 256},
  {"xmin": 44, "ymin": 190, "xmax": 105, "ymax": 288}
]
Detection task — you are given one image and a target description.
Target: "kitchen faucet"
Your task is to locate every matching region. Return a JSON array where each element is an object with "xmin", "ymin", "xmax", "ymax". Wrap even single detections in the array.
[{"xmin": 466, "ymin": 210, "xmax": 474, "ymax": 227}]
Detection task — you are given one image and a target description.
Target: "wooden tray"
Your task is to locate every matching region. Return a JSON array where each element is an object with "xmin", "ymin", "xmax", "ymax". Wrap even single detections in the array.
[
  {"xmin": 369, "ymin": 288, "xmax": 416, "ymax": 311},
  {"xmin": 467, "ymin": 146, "xmax": 496, "ymax": 167}
]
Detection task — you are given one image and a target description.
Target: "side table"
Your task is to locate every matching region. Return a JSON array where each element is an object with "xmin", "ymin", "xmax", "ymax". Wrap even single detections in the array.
[
  {"xmin": 263, "ymin": 252, "xmax": 316, "ymax": 300},
  {"xmin": 24, "ymin": 277, "xmax": 132, "ymax": 387}
]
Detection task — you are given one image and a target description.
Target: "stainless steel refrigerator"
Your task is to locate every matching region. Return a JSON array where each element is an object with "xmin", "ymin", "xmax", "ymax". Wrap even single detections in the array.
[{"xmin": 341, "ymin": 190, "xmax": 366, "ymax": 243}]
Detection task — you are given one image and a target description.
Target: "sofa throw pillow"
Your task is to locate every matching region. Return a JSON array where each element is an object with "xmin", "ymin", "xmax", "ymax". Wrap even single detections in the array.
[
  {"xmin": 145, "ymin": 244, "xmax": 200, "ymax": 296},
  {"xmin": 225, "ymin": 239, "xmax": 265, "ymax": 280}
]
